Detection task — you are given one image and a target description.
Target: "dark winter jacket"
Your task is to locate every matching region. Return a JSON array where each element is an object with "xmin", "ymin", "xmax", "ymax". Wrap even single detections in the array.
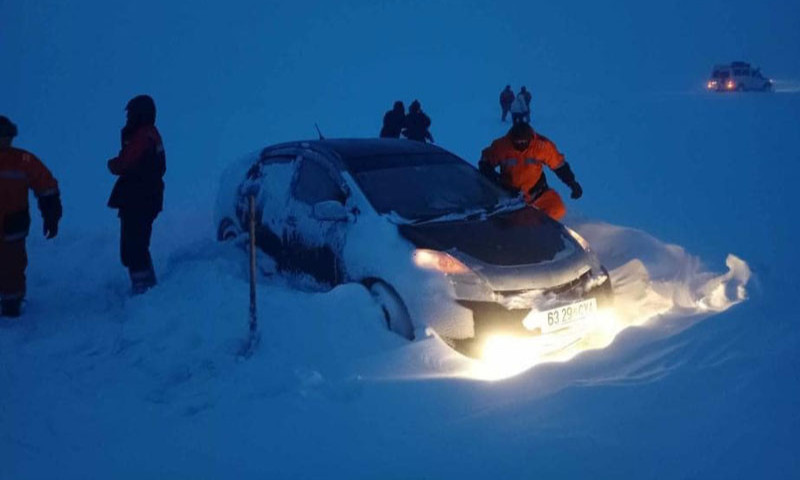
[
  {"xmin": 500, "ymin": 88, "xmax": 514, "ymax": 108},
  {"xmin": 520, "ymin": 88, "xmax": 532, "ymax": 108},
  {"xmin": 380, "ymin": 107, "xmax": 406, "ymax": 138},
  {"xmin": 402, "ymin": 111, "xmax": 433, "ymax": 143},
  {"xmin": 107, "ymin": 124, "xmax": 166, "ymax": 215}
]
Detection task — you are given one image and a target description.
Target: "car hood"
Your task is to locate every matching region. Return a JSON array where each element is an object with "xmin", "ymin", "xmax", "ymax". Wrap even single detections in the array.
[{"xmin": 398, "ymin": 207, "xmax": 576, "ymax": 267}]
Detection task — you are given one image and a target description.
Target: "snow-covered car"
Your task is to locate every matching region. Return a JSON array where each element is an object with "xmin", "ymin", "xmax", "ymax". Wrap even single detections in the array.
[
  {"xmin": 215, "ymin": 139, "xmax": 612, "ymax": 356},
  {"xmin": 707, "ymin": 62, "xmax": 773, "ymax": 92}
]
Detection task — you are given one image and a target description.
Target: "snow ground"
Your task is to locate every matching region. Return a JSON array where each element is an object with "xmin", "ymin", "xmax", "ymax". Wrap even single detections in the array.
[{"xmin": 3, "ymin": 1, "xmax": 800, "ymax": 478}]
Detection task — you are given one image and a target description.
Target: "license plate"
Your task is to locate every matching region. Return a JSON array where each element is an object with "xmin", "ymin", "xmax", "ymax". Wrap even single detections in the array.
[{"xmin": 522, "ymin": 298, "xmax": 597, "ymax": 334}]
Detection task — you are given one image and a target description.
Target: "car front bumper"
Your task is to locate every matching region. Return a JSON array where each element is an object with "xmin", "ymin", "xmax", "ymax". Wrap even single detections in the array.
[{"xmin": 445, "ymin": 268, "xmax": 613, "ymax": 357}]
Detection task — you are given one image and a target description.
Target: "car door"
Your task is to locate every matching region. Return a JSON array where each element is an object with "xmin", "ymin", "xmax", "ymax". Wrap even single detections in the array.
[
  {"xmin": 236, "ymin": 153, "xmax": 300, "ymax": 266},
  {"xmin": 284, "ymin": 152, "xmax": 352, "ymax": 286}
]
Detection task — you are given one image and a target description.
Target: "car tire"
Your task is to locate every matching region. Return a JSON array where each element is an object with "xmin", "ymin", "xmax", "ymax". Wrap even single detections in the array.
[
  {"xmin": 364, "ymin": 279, "xmax": 415, "ymax": 340},
  {"xmin": 217, "ymin": 217, "xmax": 240, "ymax": 241}
]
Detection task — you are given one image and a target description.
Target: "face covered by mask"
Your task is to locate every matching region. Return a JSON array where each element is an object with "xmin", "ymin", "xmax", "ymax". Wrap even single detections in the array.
[{"xmin": 509, "ymin": 122, "xmax": 533, "ymax": 151}]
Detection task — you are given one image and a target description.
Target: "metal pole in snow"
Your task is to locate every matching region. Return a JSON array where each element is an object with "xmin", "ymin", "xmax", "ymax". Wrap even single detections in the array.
[{"xmin": 248, "ymin": 194, "xmax": 258, "ymax": 334}]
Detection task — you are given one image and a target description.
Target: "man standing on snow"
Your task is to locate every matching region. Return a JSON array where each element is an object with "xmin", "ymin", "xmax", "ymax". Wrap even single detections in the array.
[
  {"xmin": 402, "ymin": 100, "xmax": 434, "ymax": 143},
  {"xmin": 519, "ymin": 86, "xmax": 532, "ymax": 109},
  {"xmin": 509, "ymin": 92, "xmax": 530, "ymax": 124},
  {"xmin": 380, "ymin": 101, "xmax": 406, "ymax": 138},
  {"xmin": 0, "ymin": 116, "xmax": 62, "ymax": 317},
  {"xmin": 479, "ymin": 122, "xmax": 582, "ymax": 220},
  {"xmin": 107, "ymin": 95, "xmax": 166, "ymax": 295},
  {"xmin": 499, "ymin": 85, "xmax": 515, "ymax": 122}
]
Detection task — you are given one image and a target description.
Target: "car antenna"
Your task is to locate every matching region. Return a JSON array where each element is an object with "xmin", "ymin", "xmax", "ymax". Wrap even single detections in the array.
[{"xmin": 314, "ymin": 123, "xmax": 325, "ymax": 140}]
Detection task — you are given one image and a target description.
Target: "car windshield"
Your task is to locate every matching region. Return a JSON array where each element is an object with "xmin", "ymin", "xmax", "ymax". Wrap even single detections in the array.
[
  {"xmin": 352, "ymin": 156, "xmax": 514, "ymax": 222},
  {"xmin": 712, "ymin": 70, "xmax": 730, "ymax": 79}
]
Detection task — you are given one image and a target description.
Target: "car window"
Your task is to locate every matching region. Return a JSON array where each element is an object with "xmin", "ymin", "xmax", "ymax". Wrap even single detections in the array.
[
  {"xmin": 236, "ymin": 155, "xmax": 298, "ymax": 231},
  {"xmin": 353, "ymin": 160, "xmax": 511, "ymax": 221},
  {"xmin": 712, "ymin": 70, "xmax": 730, "ymax": 79},
  {"xmin": 247, "ymin": 155, "xmax": 295, "ymax": 180},
  {"xmin": 294, "ymin": 158, "xmax": 346, "ymax": 205}
]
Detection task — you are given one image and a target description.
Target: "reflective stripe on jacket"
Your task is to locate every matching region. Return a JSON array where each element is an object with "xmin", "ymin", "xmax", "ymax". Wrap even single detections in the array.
[
  {"xmin": 479, "ymin": 132, "xmax": 565, "ymax": 194},
  {"xmin": 0, "ymin": 147, "xmax": 59, "ymax": 241}
]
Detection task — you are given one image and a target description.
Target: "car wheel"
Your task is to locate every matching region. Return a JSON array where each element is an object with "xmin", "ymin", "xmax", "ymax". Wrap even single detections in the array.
[
  {"xmin": 364, "ymin": 279, "xmax": 414, "ymax": 340},
  {"xmin": 217, "ymin": 217, "xmax": 240, "ymax": 241}
]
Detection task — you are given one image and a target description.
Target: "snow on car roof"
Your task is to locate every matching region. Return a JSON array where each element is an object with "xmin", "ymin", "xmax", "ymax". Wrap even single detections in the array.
[{"xmin": 269, "ymin": 138, "xmax": 462, "ymax": 172}]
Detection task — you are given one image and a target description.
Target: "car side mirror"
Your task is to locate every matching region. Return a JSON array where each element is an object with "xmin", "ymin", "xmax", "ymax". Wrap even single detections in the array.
[{"xmin": 312, "ymin": 200, "xmax": 350, "ymax": 222}]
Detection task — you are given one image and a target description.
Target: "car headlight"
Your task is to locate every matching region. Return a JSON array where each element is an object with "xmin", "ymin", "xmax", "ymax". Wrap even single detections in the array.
[
  {"xmin": 413, "ymin": 249, "xmax": 472, "ymax": 274},
  {"xmin": 565, "ymin": 226, "xmax": 591, "ymax": 252}
]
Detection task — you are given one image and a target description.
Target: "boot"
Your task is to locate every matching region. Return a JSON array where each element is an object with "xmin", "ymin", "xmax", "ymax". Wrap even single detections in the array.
[
  {"xmin": 129, "ymin": 266, "xmax": 157, "ymax": 295},
  {"xmin": 1, "ymin": 298, "xmax": 22, "ymax": 317}
]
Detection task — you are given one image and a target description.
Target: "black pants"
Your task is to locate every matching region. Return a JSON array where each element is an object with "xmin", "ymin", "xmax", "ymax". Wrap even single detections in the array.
[{"xmin": 119, "ymin": 210, "xmax": 157, "ymax": 277}]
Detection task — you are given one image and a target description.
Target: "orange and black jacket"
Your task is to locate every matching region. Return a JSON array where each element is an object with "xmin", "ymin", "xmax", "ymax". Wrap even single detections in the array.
[
  {"xmin": 107, "ymin": 125, "xmax": 166, "ymax": 214},
  {"xmin": 479, "ymin": 132, "xmax": 567, "ymax": 195},
  {"xmin": 0, "ymin": 147, "xmax": 61, "ymax": 242}
]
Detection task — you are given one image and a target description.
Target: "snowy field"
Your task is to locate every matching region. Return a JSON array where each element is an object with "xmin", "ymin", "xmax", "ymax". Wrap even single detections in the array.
[{"xmin": 3, "ymin": 1, "xmax": 800, "ymax": 479}]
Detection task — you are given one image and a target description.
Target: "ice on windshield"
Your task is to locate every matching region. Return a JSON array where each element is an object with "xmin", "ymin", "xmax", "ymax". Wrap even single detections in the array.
[{"xmin": 353, "ymin": 160, "xmax": 511, "ymax": 221}]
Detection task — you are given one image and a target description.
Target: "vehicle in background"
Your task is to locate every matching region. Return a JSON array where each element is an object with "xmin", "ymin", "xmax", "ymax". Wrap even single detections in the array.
[
  {"xmin": 707, "ymin": 62, "xmax": 773, "ymax": 92},
  {"xmin": 215, "ymin": 139, "xmax": 613, "ymax": 358}
]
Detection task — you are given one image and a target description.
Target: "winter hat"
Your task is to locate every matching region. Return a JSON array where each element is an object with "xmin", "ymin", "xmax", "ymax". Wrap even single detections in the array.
[
  {"xmin": 125, "ymin": 95, "xmax": 157, "ymax": 126},
  {"xmin": 393, "ymin": 100, "xmax": 405, "ymax": 111},
  {"xmin": 509, "ymin": 121, "xmax": 533, "ymax": 141},
  {"xmin": 409, "ymin": 100, "xmax": 421, "ymax": 113},
  {"xmin": 0, "ymin": 116, "xmax": 18, "ymax": 138}
]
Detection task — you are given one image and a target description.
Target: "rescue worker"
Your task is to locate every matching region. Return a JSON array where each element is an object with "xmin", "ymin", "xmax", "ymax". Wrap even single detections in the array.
[
  {"xmin": 107, "ymin": 95, "xmax": 166, "ymax": 295},
  {"xmin": 509, "ymin": 92, "xmax": 530, "ymax": 124},
  {"xmin": 402, "ymin": 100, "xmax": 434, "ymax": 143},
  {"xmin": 379, "ymin": 101, "xmax": 406, "ymax": 138},
  {"xmin": 0, "ymin": 116, "xmax": 62, "ymax": 317},
  {"xmin": 479, "ymin": 122, "xmax": 582, "ymax": 220},
  {"xmin": 499, "ymin": 85, "xmax": 515, "ymax": 122}
]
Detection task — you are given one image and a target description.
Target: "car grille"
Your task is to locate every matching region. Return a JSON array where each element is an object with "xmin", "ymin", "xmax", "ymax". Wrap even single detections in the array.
[
  {"xmin": 457, "ymin": 270, "xmax": 612, "ymax": 339},
  {"xmin": 493, "ymin": 270, "xmax": 593, "ymax": 300}
]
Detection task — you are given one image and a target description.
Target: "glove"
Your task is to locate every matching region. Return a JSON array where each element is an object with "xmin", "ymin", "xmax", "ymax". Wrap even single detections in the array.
[
  {"xmin": 38, "ymin": 193, "xmax": 62, "ymax": 239},
  {"xmin": 569, "ymin": 182, "xmax": 583, "ymax": 199},
  {"xmin": 553, "ymin": 163, "xmax": 582, "ymax": 199},
  {"xmin": 44, "ymin": 218, "xmax": 59, "ymax": 239}
]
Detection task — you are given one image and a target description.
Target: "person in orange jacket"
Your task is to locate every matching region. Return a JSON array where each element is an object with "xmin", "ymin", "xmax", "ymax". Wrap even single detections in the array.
[
  {"xmin": 107, "ymin": 95, "xmax": 166, "ymax": 295},
  {"xmin": 479, "ymin": 122, "xmax": 582, "ymax": 220},
  {"xmin": 0, "ymin": 116, "xmax": 62, "ymax": 317}
]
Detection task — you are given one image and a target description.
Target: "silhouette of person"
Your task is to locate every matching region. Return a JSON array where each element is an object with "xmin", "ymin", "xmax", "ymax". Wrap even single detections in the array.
[
  {"xmin": 107, "ymin": 95, "xmax": 166, "ymax": 295},
  {"xmin": 402, "ymin": 100, "xmax": 434, "ymax": 143},
  {"xmin": 380, "ymin": 101, "xmax": 406, "ymax": 138},
  {"xmin": 500, "ymin": 85, "xmax": 515, "ymax": 122}
]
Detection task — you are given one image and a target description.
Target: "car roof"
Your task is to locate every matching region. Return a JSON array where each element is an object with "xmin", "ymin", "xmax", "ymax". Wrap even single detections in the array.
[
  {"xmin": 262, "ymin": 138, "xmax": 463, "ymax": 172},
  {"xmin": 714, "ymin": 62, "xmax": 753, "ymax": 70}
]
